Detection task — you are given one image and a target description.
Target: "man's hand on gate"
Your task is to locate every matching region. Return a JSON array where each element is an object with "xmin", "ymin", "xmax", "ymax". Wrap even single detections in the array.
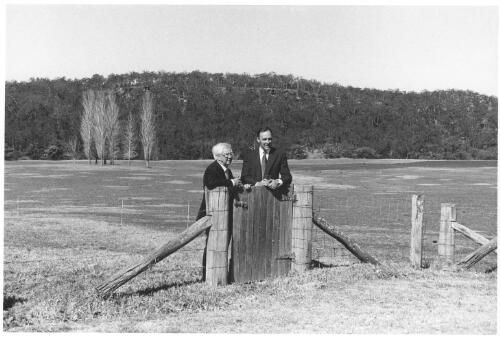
[
  {"xmin": 255, "ymin": 179, "xmax": 269, "ymax": 187},
  {"xmin": 267, "ymin": 179, "xmax": 280, "ymax": 190},
  {"xmin": 232, "ymin": 178, "xmax": 242, "ymax": 187}
]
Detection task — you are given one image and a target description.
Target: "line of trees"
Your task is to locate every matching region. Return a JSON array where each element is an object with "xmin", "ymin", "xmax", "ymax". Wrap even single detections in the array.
[
  {"xmin": 4, "ymin": 71, "xmax": 498, "ymax": 161},
  {"xmin": 78, "ymin": 88, "xmax": 155, "ymax": 167}
]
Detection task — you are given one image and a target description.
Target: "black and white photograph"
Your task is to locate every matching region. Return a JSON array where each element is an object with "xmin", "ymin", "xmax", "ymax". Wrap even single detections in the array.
[{"xmin": 3, "ymin": 1, "xmax": 498, "ymax": 333}]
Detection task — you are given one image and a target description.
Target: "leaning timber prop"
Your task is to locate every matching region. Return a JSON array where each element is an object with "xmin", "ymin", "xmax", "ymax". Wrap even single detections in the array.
[
  {"xmin": 451, "ymin": 222, "xmax": 496, "ymax": 255},
  {"xmin": 456, "ymin": 236, "xmax": 497, "ymax": 270},
  {"xmin": 96, "ymin": 215, "xmax": 212, "ymax": 297},
  {"xmin": 312, "ymin": 213, "xmax": 381, "ymax": 266}
]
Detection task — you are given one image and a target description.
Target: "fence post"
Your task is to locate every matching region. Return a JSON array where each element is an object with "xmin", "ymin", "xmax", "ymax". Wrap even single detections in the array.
[
  {"xmin": 205, "ymin": 187, "xmax": 230, "ymax": 286},
  {"xmin": 410, "ymin": 194, "xmax": 424, "ymax": 269},
  {"xmin": 438, "ymin": 203, "xmax": 456, "ymax": 267},
  {"xmin": 292, "ymin": 185, "xmax": 313, "ymax": 273}
]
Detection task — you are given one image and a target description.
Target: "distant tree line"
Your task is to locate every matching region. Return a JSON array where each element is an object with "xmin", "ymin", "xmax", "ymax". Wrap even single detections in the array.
[{"xmin": 5, "ymin": 71, "xmax": 498, "ymax": 161}]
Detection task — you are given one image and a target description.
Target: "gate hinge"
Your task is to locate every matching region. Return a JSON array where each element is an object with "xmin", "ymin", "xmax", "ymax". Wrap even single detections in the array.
[
  {"xmin": 281, "ymin": 193, "xmax": 298, "ymax": 202},
  {"xmin": 276, "ymin": 252, "xmax": 296, "ymax": 261},
  {"xmin": 234, "ymin": 200, "xmax": 248, "ymax": 209}
]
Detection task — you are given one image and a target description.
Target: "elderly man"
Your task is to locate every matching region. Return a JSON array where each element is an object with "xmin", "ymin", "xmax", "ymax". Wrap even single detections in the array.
[
  {"xmin": 196, "ymin": 142, "xmax": 241, "ymax": 220},
  {"xmin": 241, "ymin": 127, "xmax": 292, "ymax": 190},
  {"xmin": 196, "ymin": 143, "xmax": 240, "ymax": 281}
]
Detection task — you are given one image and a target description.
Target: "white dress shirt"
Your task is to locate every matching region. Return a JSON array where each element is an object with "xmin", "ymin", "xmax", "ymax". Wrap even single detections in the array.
[{"xmin": 258, "ymin": 147, "xmax": 283, "ymax": 186}]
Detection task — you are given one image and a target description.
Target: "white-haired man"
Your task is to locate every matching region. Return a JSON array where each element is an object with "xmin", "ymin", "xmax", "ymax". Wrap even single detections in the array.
[
  {"xmin": 196, "ymin": 143, "xmax": 241, "ymax": 281},
  {"xmin": 196, "ymin": 142, "xmax": 241, "ymax": 220}
]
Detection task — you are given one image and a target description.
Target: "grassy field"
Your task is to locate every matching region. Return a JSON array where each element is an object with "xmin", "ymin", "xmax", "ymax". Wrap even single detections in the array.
[{"xmin": 3, "ymin": 159, "xmax": 497, "ymax": 332}]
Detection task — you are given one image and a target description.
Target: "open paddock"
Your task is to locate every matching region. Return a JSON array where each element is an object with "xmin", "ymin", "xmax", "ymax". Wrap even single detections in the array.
[{"xmin": 3, "ymin": 159, "xmax": 497, "ymax": 332}]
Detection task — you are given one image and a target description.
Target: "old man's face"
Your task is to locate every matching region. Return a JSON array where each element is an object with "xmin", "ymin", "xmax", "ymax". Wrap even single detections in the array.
[{"xmin": 217, "ymin": 147, "xmax": 233, "ymax": 166}]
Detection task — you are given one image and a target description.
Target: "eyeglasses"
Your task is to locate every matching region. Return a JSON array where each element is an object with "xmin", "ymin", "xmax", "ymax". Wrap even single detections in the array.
[{"xmin": 221, "ymin": 152, "xmax": 233, "ymax": 157}]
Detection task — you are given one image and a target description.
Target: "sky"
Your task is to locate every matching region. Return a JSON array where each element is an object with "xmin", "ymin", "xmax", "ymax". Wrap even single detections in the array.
[{"xmin": 4, "ymin": 4, "xmax": 499, "ymax": 96}]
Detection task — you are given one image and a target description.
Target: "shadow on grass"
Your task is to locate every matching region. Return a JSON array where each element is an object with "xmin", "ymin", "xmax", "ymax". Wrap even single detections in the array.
[
  {"xmin": 310, "ymin": 259, "xmax": 353, "ymax": 269},
  {"xmin": 118, "ymin": 279, "xmax": 201, "ymax": 298},
  {"xmin": 3, "ymin": 295, "xmax": 26, "ymax": 310}
]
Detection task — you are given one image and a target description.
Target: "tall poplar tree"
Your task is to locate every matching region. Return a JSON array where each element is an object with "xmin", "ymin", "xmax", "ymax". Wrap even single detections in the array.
[
  {"xmin": 105, "ymin": 91, "xmax": 120, "ymax": 165},
  {"xmin": 123, "ymin": 112, "xmax": 138, "ymax": 165},
  {"xmin": 93, "ymin": 90, "xmax": 107, "ymax": 165},
  {"xmin": 80, "ymin": 90, "xmax": 95, "ymax": 165},
  {"xmin": 140, "ymin": 90, "xmax": 156, "ymax": 168}
]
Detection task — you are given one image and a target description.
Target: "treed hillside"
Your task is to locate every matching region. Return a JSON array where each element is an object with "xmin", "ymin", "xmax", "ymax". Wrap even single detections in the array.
[{"xmin": 5, "ymin": 71, "xmax": 498, "ymax": 160}]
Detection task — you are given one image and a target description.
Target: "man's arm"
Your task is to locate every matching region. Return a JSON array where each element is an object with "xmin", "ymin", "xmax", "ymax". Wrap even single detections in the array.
[
  {"xmin": 205, "ymin": 175, "xmax": 232, "ymax": 190},
  {"xmin": 279, "ymin": 152, "xmax": 292, "ymax": 186},
  {"xmin": 204, "ymin": 166, "xmax": 233, "ymax": 190},
  {"xmin": 266, "ymin": 151, "xmax": 291, "ymax": 190}
]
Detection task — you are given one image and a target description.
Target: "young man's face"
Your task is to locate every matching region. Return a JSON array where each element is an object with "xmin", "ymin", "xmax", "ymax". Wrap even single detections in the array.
[{"xmin": 257, "ymin": 130, "xmax": 272, "ymax": 152}]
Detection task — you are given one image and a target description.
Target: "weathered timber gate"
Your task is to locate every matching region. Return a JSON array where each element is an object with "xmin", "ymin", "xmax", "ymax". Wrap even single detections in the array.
[
  {"xmin": 97, "ymin": 183, "xmax": 383, "ymax": 296},
  {"xmin": 230, "ymin": 185, "xmax": 313, "ymax": 283},
  {"xmin": 232, "ymin": 186, "xmax": 292, "ymax": 282}
]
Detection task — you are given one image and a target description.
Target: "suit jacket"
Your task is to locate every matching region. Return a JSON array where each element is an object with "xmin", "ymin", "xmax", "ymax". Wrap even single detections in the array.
[
  {"xmin": 241, "ymin": 147, "xmax": 292, "ymax": 186},
  {"xmin": 196, "ymin": 160, "xmax": 234, "ymax": 220}
]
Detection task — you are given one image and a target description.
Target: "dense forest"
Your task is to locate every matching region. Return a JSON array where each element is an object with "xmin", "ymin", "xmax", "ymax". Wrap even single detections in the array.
[{"xmin": 5, "ymin": 71, "xmax": 498, "ymax": 160}]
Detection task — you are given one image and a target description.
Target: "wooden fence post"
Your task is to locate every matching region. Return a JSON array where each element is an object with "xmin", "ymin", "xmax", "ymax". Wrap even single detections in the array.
[
  {"xmin": 438, "ymin": 203, "xmax": 456, "ymax": 266},
  {"xmin": 292, "ymin": 185, "xmax": 313, "ymax": 273},
  {"xmin": 410, "ymin": 194, "xmax": 424, "ymax": 269},
  {"xmin": 205, "ymin": 187, "xmax": 230, "ymax": 286}
]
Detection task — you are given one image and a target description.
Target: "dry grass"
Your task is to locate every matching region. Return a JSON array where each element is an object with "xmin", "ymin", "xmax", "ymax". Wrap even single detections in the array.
[{"xmin": 3, "ymin": 159, "xmax": 497, "ymax": 332}]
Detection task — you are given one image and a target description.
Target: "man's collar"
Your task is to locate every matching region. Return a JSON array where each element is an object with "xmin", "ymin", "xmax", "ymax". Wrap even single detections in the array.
[
  {"xmin": 216, "ymin": 160, "xmax": 228, "ymax": 171},
  {"xmin": 259, "ymin": 147, "xmax": 272, "ymax": 156}
]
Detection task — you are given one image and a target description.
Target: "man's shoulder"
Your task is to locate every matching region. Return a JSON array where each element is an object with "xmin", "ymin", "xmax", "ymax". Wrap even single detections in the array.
[
  {"xmin": 242, "ymin": 148, "xmax": 258, "ymax": 160},
  {"xmin": 205, "ymin": 160, "xmax": 219, "ymax": 171}
]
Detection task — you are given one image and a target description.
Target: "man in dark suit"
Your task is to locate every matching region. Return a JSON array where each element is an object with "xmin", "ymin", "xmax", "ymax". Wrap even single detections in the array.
[
  {"xmin": 196, "ymin": 143, "xmax": 241, "ymax": 281},
  {"xmin": 196, "ymin": 143, "xmax": 241, "ymax": 220},
  {"xmin": 241, "ymin": 127, "xmax": 292, "ymax": 190}
]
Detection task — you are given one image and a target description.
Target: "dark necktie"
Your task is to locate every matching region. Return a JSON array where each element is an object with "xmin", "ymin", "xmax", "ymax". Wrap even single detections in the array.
[
  {"xmin": 225, "ymin": 168, "xmax": 232, "ymax": 180},
  {"xmin": 261, "ymin": 153, "xmax": 267, "ymax": 179}
]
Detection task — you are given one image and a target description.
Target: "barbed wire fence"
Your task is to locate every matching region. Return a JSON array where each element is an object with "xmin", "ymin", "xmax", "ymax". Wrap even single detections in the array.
[
  {"xmin": 311, "ymin": 188, "xmax": 497, "ymax": 268},
  {"xmin": 4, "ymin": 197, "xmax": 207, "ymax": 283},
  {"xmin": 4, "ymin": 187, "xmax": 497, "ymax": 278},
  {"xmin": 311, "ymin": 190, "xmax": 413, "ymax": 265},
  {"xmin": 420, "ymin": 195, "xmax": 497, "ymax": 268}
]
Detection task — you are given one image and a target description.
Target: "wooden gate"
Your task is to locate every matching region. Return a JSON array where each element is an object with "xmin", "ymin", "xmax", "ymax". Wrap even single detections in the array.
[{"xmin": 232, "ymin": 186, "xmax": 294, "ymax": 283}]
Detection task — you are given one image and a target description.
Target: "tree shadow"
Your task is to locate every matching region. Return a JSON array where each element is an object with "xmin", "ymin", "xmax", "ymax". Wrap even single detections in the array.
[
  {"xmin": 118, "ymin": 279, "xmax": 201, "ymax": 298},
  {"xmin": 310, "ymin": 259, "xmax": 335, "ymax": 269},
  {"xmin": 310, "ymin": 259, "xmax": 353, "ymax": 269},
  {"xmin": 3, "ymin": 295, "xmax": 26, "ymax": 310}
]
